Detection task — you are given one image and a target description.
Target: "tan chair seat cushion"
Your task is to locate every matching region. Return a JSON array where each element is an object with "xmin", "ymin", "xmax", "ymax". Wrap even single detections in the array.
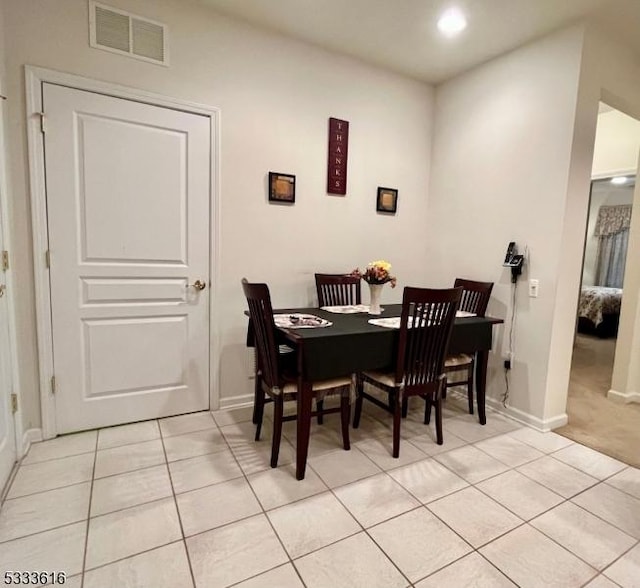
[
  {"xmin": 445, "ymin": 354, "xmax": 473, "ymax": 368},
  {"xmin": 362, "ymin": 370, "xmax": 400, "ymax": 388},
  {"xmin": 282, "ymin": 376, "xmax": 352, "ymax": 395}
]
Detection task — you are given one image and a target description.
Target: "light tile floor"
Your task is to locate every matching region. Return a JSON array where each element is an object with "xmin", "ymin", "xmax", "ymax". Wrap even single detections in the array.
[{"xmin": 1, "ymin": 395, "xmax": 639, "ymax": 587}]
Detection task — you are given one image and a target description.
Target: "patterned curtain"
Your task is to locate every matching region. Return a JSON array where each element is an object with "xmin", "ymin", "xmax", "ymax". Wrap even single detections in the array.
[{"xmin": 594, "ymin": 205, "xmax": 632, "ymax": 288}]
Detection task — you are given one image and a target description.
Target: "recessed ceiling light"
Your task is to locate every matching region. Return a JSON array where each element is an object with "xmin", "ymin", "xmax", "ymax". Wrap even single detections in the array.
[
  {"xmin": 437, "ymin": 8, "xmax": 467, "ymax": 37},
  {"xmin": 611, "ymin": 176, "xmax": 628, "ymax": 185}
]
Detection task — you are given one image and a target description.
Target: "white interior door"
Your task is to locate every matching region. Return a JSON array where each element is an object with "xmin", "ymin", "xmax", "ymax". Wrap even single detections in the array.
[
  {"xmin": 0, "ymin": 208, "xmax": 16, "ymax": 490},
  {"xmin": 43, "ymin": 83, "xmax": 211, "ymax": 433}
]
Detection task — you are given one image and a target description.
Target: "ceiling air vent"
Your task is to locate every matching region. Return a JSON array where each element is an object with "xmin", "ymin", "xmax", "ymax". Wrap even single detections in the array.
[{"xmin": 89, "ymin": 1, "xmax": 168, "ymax": 66}]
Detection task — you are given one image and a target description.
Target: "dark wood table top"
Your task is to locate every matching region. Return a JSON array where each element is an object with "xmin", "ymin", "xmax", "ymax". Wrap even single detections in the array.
[{"xmin": 247, "ymin": 305, "xmax": 502, "ymax": 380}]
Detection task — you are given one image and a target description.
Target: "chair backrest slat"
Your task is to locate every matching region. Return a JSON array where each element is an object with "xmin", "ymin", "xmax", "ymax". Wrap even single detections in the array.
[
  {"xmin": 454, "ymin": 278, "xmax": 494, "ymax": 317},
  {"xmin": 242, "ymin": 279, "xmax": 281, "ymax": 389},
  {"xmin": 315, "ymin": 273, "xmax": 362, "ymax": 306},
  {"xmin": 395, "ymin": 287, "xmax": 462, "ymax": 390}
]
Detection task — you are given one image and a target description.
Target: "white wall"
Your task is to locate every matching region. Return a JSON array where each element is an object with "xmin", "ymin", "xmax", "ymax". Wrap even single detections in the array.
[
  {"xmin": 546, "ymin": 24, "xmax": 640, "ymax": 416},
  {"xmin": 592, "ymin": 109, "xmax": 640, "ymax": 178},
  {"xmin": 3, "ymin": 0, "xmax": 435, "ymax": 429},
  {"xmin": 427, "ymin": 25, "xmax": 586, "ymax": 427}
]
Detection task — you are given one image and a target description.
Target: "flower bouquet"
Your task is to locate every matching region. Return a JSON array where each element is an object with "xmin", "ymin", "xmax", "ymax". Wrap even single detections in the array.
[
  {"xmin": 351, "ymin": 260, "xmax": 397, "ymax": 287},
  {"xmin": 351, "ymin": 260, "xmax": 396, "ymax": 315}
]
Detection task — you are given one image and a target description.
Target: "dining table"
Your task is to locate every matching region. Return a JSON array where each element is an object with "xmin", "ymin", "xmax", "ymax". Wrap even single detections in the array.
[{"xmin": 246, "ymin": 304, "xmax": 503, "ymax": 480}]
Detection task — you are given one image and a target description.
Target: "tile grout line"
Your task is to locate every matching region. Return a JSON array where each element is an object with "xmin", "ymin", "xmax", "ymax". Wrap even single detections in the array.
[
  {"xmin": 1, "ymin": 478, "xmax": 94, "ymax": 509},
  {"xmin": 447, "ymin": 468, "xmax": 638, "ymax": 583},
  {"xmin": 20, "ymin": 448, "xmax": 97, "ymax": 467},
  {"xmin": 2, "ymin": 446, "xmax": 234, "ymax": 505},
  {"xmin": 560, "ymin": 480, "xmax": 640, "ymax": 539},
  {"xmin": 530, "ymin": 498, "xmax": 640, "ymax": 572},
  {"xmin": 158, "ymin": 418, "xmax": 198, "ymax": 588},
  {"xmin": 327, "ymin": 430, "xmax": 532, "ymax": 586},
  {"xmin": 79, "ymin": 431, "xmax": 99, "ymax": 588},
  {"xmin": 295, "ymin": 454, "xmax": 414, "ymax": 587},
  {"xmin": 215, "ymin": 411, "xmax": 312, "ymax": 588},
  {"xmin": 79, "ymin": 418, "xmax": 211, "ymax": 581},
  {"xmin": 0, "ymin": 519, "xmax": 88, "ymax": 547},
  {"xmin": 306, "ymin": 408, "xmax": 519, "ymax": 585},
  {"xmin": 423, "ymin": 448, "xmax": 639, "ymax": 579},
  {"xmin": 80, "ymin": 540, "xmax": 187, "ymax": 579}
]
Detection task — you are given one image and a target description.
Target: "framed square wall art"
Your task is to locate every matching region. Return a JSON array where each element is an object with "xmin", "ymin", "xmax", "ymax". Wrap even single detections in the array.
[
  {"xmin": 376, "ymin": 187, "xmax": 398, "ymax": 214},
  {"xmin": 269, "ymin": 172, "xmax": 296, "ymax": 204}
]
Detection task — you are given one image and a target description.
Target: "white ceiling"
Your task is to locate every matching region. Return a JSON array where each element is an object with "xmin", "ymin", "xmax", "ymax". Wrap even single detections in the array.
[{"xmin": 200, "ymin": 0, "xmax": 640, "ymax": 84}]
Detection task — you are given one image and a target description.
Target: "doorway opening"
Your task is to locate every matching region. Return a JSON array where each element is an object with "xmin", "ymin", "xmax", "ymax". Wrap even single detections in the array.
[{"xmin": 556, "ymin": 103, "xmax": 640, "ymax": 466}]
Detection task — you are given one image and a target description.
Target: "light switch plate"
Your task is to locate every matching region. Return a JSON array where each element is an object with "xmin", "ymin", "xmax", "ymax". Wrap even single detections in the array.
[{"xmin": 529, "ymin": 279, "xmax": 539, "ymax": 298}]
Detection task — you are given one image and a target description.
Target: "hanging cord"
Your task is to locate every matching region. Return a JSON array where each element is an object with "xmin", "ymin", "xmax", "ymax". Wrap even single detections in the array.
[{"xmin": 502, "ymin": 279, "xmax": 518, "ymax": 407}]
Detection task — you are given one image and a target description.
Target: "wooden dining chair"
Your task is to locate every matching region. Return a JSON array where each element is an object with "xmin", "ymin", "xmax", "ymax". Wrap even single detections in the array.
[
  {"xmin": 353, "ymin": 286, "xmax": 462, "ymax": 457},
  {"xmin": 443, "ymin": 278, "xmax": 494, "ymax": 414},
  {"xmin": 314, "ymin": 273, "xmax": 361, "ymax": 424},
  {"xmin": 242, "ymin": 278, "xmax": 351, "ymax": 468},
  {"xmin": 315, "ymin": 273, "xmax": 362, "ymax": 307}
]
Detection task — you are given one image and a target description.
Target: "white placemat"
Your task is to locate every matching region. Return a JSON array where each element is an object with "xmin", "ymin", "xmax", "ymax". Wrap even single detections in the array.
[
  {"xmin": 369, "ymin": 309, "xmax": 475, "ymax": 329},
  {"xmin": 273, "ymin": 314, "xmax": 332, "ymax": 328},
  {"xmin": 368, "ymin": 317, "xmax": 402, "ymax": 329},
  {"xmin": 321, "ymin": 304, "xmax": 371, "ymax": 314}
]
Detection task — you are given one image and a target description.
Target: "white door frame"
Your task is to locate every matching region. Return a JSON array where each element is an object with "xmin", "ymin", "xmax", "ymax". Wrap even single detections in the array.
[
  {"xmin": 0, "ymin": 85, "xmax": 22, "ymax": 460},
  {"xmin": 25, "ymin": 66, "xmax": 221, "ymax": 439}
]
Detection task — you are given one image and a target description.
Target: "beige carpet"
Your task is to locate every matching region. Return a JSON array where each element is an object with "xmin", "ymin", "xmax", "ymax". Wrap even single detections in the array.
[{"xmin": 556, "ymin": 333, "xmax": 640, "ymax": 468}]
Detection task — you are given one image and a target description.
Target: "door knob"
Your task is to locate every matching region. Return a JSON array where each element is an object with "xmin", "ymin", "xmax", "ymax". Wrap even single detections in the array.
[{"xmin": 189, "ymin": 280, "xmax": 206, "ymax": 291}]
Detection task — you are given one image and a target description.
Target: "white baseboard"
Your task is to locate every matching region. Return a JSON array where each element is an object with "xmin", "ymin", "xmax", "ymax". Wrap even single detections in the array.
[
  {"xmin": 218, "ymin": 394, "xmax": 253, "ymax": 411},
  {"xmin": 485, "ymin": 398, "xmax": 567, "ymax": 432},
  {"xmin": 21, "ymin": 428, "xmax": 43, "ymax": 458},
  {"xmin": 607, "ymin": 388, "xmax": 640, "ymax": 403}
]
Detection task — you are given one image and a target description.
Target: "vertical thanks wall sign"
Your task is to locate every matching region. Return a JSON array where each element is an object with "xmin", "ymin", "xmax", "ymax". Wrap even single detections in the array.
[{"xmin": 327, "ymin": 117, "xmax": 349, "ymax": 195}]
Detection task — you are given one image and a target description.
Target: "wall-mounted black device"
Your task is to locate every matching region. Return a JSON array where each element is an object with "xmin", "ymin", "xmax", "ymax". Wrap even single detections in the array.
[{"xmin": 503, "ymin": 241, "xmax": 524, "ymax": 283}]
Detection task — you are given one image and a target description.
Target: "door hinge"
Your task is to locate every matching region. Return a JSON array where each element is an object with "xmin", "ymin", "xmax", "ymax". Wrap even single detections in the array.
[
  {"xmin": 1, "ymin": 250, "xmax": 8, "ymax": 271},
  {"xmin": 39, "ymin": 112, "xmax": 47, "ymax": 134},
  {"xmin": 50, "ymin": 375, "xmax": 56, "ymax": 395},
  {"xmin": 11, "ymin": 393, "xmax": 18, "ymax": 414},
  {"xmin": 45, "ymin": 250, "xmax": 51, "ymax": 269}
]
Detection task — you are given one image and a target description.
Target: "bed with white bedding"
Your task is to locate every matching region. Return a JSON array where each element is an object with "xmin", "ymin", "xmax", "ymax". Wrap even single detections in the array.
[{"xmin": 577, "ymin": 286, "xmax": 622, "ymax": 338}]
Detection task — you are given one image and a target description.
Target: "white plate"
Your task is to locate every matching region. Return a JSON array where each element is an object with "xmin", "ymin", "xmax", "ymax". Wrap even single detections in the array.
[
  {"xmin": 321, "ymin": 305, "xmax": 370, "ymax": 314},
  {"xmin": 273, "ymin": 314, "xmax": 332, "ymax": 328}
]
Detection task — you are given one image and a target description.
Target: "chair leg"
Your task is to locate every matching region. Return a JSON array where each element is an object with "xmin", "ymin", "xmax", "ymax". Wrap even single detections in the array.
[
  {"xmin": 392, "ymin": 393, "xmax": 402, "ymax": 458},
  {"xmin": 467, "ymin": 364, "xmax": 474, "ymax": 415},
  {"xmin": 424, "ymin": 396, "xmax": 432, "ymax": 425},
  {"xmin": 270, "ymin": 395, "xmax": 284, "ymax": 468},
  {"xmin": 254, "ymin": 382, "xmax": 265, "ymax": 442},
  {"xmin": 340, "ymin": 394, "xmax": 351, "ymax": 451},
  {"xmin": 316, "ymin": 399, "xmax": 324, "ymax": 425},
  {"xmin": 401, "ymin": 396, "xmax": 409, "ymax": 419},
  {"xmin": 253, "ymin": 347, "xmax": 264, "ymax": 425},
  {"xmin": 353, "ymin": 376, "xmax": 364, "ymax": 428},
  {"xmin": 252, "ymin": 369, "xmax": 262, "ymax": 425},
  {"xmin": 435, "ymin": 388, "xmax": 444, "ymax": 446}
]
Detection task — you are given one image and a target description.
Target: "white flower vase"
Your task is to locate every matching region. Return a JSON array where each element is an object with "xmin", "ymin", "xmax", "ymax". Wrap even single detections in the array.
[{"xmin": 368, "ymin": 283, "xmax": 384, "ymax": 315}]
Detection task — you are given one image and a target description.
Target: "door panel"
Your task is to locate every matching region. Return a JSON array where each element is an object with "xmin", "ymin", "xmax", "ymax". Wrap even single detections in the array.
[
  {"xmin": 83, "ymin": 316, "xmax": 187, "ymax": 397},
  {"xmin": 80, "ymin": 114, "xmax": 187, "ymax": 263},
  {"xmin": 43, "ymin": 83, "xmax": 211, "ymax": 433}
]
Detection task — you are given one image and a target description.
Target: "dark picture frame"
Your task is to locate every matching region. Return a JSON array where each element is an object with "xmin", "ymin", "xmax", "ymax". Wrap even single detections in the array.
[
  {"xmin": 376, "ymin": 187, "xmax": 398, "ymax": 214},
  {"xmin": 268, "ymin": 172, "xmax": 296, "ymax": 204}
]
